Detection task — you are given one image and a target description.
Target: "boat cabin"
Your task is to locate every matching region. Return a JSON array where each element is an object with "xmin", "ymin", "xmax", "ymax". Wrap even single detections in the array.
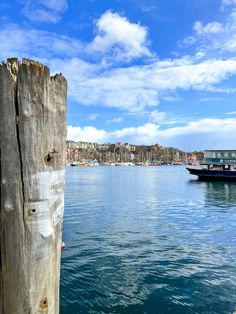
[{"xmin": 203, "ymin": 150, "xmax": 236, "ymax": 171}]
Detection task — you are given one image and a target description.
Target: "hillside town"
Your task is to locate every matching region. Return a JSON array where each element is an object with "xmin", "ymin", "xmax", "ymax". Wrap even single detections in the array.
[{"xmin": 67, "ymin": 140, "xmax": 203, "ymax": 166}]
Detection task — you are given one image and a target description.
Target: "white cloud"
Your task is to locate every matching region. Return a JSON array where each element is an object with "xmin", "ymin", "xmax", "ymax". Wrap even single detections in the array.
[
  {"xmin": 159, "ymin": 118, "xmax": 235, "ymax": 137},
  {"xmin": 0, "ymin": 25, "xmax": 82, "ymax": 59},
  {"xmin": 88, "ymin": 11, "xmax": 152, "ymax": 61},
  {"xmin": 67, "ymin": 125, "xmax": 108, "ymax": 143},
  {"xmin": 55, "ymin": 56, "xmax": 236, "ymax": 112},
  {"xmin": 222, "ymin": 0, "xmax": 236, "ymax": 6},
  {"xmin": 181, "ymin": 8, "xmax": 236, "ymax": 53},
  {"xmin": 39, "ymin": 0, "xmax": 68, "ymax": 13},
  {"xmin": 198, "ymin": 97, "xmax": 225, "ymax": 102},
  {"xmin": 226, "ymin": 111, "xmax": 236, "ymax": 114},
  {"xmin": 158, "ymin": 118, "xmax": 236, "ymax": 149},
  {"xmin": 67, "ymin": 123, "xmax": 161, "ymax": 144},
  {"xmin": 193, "ymin": 21, "xmax": 223, "ymax": 35},
  {"xmin": 138, "ymin": 4, "xmax": 157, "ymax": 12},
  {"xmin": 206, "ymin": 86, "xmax": 236, "ymax": 93},
  {"xmin": 163, "ymin": 120, "xmax": 186, "ymax": 125},
  {"xmin": 67, "ymin": 118, "xmax": 236, "ymax": 150},
  {"xmin": 113, "ymin": 123, "xmax": 159, "ymax": 143},
  {"xmin": 223, "ymin": 35, "xmax": 236, "ymax": 52},
  {"xmin": 106, "ymin": 117, "xmax": 123, "ymax": 123},
  {"xmin": 88, "ymin": 113, "xmax": 99, "ymax": 121},
  {"xmin": 150, "ymin": 110, "xmax": 166, "ymax": 123},
  {"xmin": 21, "ymin": 7, "xmax": 61, "ymax": 23},
  {"xmin": 21, "ymin": 0, "xmax": 68, "ymax": 23}
]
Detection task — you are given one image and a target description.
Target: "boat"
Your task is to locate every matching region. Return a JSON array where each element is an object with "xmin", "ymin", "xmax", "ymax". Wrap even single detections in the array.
[
  {"xmin": 186, "ymin": 150, "xmax": 236, "ymax": 180},
  {"xmin": 70, "ymin": 162, "xmax": 79, "ymax": 166},
  {"xmin": 172, "ymin": 161, "xmax": 183, "ymax": 165},
  {"xmin": 88, "ymin": 160, "xmax": 100, "ymax": 166}
]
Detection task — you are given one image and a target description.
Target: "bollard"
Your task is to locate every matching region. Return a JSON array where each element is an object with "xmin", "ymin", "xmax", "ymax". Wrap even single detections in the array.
[{"xmin": 0, "ymin": 58, "xmax": 67, "ymax": 313}]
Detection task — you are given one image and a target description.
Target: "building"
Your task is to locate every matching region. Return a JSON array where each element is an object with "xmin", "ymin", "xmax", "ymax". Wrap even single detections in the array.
[{"xmin": 204, "ymin": 150, "xmax": 236, "ymax": 164}]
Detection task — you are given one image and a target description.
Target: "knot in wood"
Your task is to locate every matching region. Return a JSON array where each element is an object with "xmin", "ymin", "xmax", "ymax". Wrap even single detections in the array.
[
  {"xmin": 39, "ymin": 297, "xmax": 48, "ymax": 309},
  {"xmin": 44, "ymin": 153, "xmax": 54, "ymax": 166},
  {"xmin": 44, "ymin": 150, "xmax": 58, "ymax": 166},
  {"xmin": 28, "ymin": 208, "xmax": 37, "ymax": 216}
]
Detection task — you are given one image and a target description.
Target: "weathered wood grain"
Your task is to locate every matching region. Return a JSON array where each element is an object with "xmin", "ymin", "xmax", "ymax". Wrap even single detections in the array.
[{"xmin": 0, "ymin": 58, "xmax": 67, "ymax": 313}]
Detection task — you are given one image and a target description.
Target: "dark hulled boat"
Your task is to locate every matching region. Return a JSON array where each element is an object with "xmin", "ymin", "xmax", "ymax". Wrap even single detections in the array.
[{"xmin": 186, "ymin": 150, "xmax": 236, "ymax": 181}]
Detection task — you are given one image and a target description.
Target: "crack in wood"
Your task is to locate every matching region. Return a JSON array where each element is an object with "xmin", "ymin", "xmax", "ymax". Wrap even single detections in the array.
[{"xmin": 14, "ymin": 67, "xmax": 26, "ymax": 235}]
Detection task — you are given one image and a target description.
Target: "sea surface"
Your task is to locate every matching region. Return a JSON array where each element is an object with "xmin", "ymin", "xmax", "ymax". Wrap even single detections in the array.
[{"xmin": 60, "ymin": 166, "xmax": 236, "ymax": 314}]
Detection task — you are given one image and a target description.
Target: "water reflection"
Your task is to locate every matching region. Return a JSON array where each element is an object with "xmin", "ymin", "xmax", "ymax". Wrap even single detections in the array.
[
  {"xmin": 204, "ymin": 181, "xmax": 236, "ymax": 208},
  {"xmin": 189, "ymin": 179, "xmax": 236, "ymax": 209}
]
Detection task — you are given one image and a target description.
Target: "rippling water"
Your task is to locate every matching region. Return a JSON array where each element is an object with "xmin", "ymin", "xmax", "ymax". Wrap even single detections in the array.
[{"xmin": 60, "ymin": 166, "xmax": 236, "ymax": 314}]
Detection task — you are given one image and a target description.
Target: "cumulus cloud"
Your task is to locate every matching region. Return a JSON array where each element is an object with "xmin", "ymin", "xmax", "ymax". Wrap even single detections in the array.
[
  {"xmin": 159, "ymin": 118, "xmax": 236, "ymax": 149},
  {"xmin": 114, "ymin": 123, "xmax": 160, "ymax": 143},
  {"xmin": 88, "ymin": 11, "xmax": 152, "ymax": 61},
  {"xmin": 150, "ymin": 110, "xmax": 166, "ymax": 123},
  {"xmin": 67, "ymin": 123, "xmax": 160, "ymax": 144},
  {"xmin": 67, "ymin": 118, "xmax": 236, "ymax": 150},
  {"xmin": 181, "ymin": 7, "xmax": 236, "ymax": 53},
  {"xmin": 67, "ymin": 125, "xmax": 108, "ymax": 143},
  {"xmin": 1, "ymin": 11, "xmax": 150, "ymax": 60},
  {"xmin": 193, "ymin": 21, "xmax": 223, "ymax": 35}
]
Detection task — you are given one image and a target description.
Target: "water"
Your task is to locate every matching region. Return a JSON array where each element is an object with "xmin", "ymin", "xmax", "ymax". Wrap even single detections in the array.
[{"xmin": 60, "ymin": 166, "xmax": 236, "ymax": 314}]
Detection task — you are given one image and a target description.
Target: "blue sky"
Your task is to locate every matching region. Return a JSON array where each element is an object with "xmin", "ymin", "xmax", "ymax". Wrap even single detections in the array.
[{"xmin": 1, "ymin": 0, "xmax": 236, "ymax": 150}]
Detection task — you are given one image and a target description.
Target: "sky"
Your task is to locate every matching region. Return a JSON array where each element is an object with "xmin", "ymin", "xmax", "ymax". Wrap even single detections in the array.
[{"xmin": 1, "ymin": 0, "xmax": 236, "ymax": 151}]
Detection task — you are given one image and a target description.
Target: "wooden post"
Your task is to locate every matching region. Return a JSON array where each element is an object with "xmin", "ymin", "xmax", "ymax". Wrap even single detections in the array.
[{"xmin": 0, "ymin": 58, "xmax": 67, "ymax": 313}]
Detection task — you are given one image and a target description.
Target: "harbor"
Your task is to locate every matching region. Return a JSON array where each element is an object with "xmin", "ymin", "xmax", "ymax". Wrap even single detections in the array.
[
  {"xmin": 1, "ymin": 0, "xmax": 236, "ymax": 312},
  {"xmin": 66, "ymin": 140, "xmax": 203, "ymax": 167},
  {"xmin": 61, "ymin": 165, "xmax": 236, "ymax": 314}
]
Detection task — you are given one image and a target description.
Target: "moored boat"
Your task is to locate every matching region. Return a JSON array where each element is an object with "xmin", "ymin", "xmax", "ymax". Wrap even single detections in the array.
[{"xmin": 186, "ymin": 150, "xmax": 236, "ymax": 180}]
